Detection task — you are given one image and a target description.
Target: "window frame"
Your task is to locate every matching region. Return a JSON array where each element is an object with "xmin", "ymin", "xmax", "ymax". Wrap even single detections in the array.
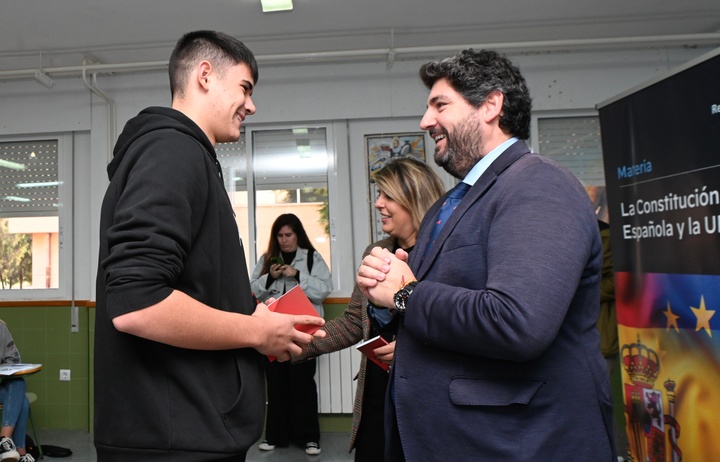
[
  {"xmin": 530, "ymin": 109, "xmax": 601, "ymax": 160},
  {"xmin": 242, "ymin": 121, "xmax": 352, "ymax": 297},
  {"xmin": 0, "ymin": 132, "xmax": 73, "ymax": 300},
  {"xmin": 532, "ymin": 110, "xmax": 609, "ymax": 222}
]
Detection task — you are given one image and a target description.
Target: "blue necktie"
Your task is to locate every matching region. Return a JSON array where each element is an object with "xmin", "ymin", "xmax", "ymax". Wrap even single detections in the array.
[{"xmin": 427, "ymin": 181, "xmax": 470, "ymax": 247}]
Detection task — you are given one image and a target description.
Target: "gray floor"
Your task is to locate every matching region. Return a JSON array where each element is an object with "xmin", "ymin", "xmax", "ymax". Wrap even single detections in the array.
[{"xmin": 36, "ymin": 429, "xmax": 354, "ymax": 461}]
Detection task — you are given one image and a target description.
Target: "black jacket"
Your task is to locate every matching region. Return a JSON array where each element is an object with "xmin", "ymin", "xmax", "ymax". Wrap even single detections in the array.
[{"xmin": 94, "ymin": 107, "xmax": 264, "ymax": 460}]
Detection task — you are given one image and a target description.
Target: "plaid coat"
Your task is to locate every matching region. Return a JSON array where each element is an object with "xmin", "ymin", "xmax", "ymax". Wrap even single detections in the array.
[{"xmin": 295, "ymin": 236, "xmax": 396, "ymax": 451}]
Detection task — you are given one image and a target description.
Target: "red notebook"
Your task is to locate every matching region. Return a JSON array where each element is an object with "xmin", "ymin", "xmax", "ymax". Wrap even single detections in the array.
[
  {"xmin": 266, "ymin": 285, "xmax": 322, "ymax": 335},
  {"xmin": 266, "ymin": 285, "xmax": 322, "ymax": 362},
  {"xmin": 356, "ymin": 335, "xmax": 390, "ymax": 371}
]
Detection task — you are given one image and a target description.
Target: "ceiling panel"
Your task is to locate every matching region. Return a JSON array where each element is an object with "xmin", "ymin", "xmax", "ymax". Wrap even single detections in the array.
[{"xmin": 2, "ymin": 0, "xmax": 719, "ymax": 74}]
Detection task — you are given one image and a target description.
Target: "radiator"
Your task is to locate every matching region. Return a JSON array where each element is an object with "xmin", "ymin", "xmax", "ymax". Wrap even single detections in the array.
[{"xmin": 316, "ymin": 346, "xmax": 362, "ymax": 413}]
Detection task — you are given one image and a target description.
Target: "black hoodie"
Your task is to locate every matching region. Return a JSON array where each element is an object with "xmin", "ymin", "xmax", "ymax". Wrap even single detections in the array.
[{"xmin": 94, "ymin": 107, "xmax": 264, "ymax": 461}]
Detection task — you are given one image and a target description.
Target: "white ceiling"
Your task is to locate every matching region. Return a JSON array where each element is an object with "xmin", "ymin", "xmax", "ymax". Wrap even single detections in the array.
[{"xmin": 2, "ymin": 0, "xmax": 720, "ymax": 75}]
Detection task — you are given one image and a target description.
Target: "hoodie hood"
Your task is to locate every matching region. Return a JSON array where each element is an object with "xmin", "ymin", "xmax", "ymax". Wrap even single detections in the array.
[{"xmin": 108, "ymin": 107, "xmax": 216, "ymax": 180}]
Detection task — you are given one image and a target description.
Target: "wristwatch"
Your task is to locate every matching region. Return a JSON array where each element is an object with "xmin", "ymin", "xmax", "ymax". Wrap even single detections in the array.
[{"xmin": 392, "ymin": 281, "xmax": 418, "ymax": 315}]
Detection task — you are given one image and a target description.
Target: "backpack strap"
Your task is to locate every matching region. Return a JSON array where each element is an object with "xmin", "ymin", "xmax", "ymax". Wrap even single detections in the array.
[{"xmin": 307, "ymin": 249, "xmax": 314, "ymax": 273}]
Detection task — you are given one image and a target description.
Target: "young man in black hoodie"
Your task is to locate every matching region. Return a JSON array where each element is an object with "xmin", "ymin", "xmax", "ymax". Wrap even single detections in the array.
[{"xmin": 94, "ymin": 30, "xmax": 325, "ymax": 461}]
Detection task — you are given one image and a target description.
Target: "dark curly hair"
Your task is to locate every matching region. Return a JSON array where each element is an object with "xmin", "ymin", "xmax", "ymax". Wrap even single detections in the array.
[{"xmin": 419, "ymin": 49, "xmax": 531, "ymax": 140}]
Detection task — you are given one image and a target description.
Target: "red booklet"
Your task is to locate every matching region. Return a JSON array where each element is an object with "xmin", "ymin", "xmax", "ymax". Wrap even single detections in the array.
[
  {"xmin": 266, "ymin": 285, "xmax": 322, "ymax": 362},
  {"xmin": 266, "ymin": 285, "xmax": 322, "ymax": 334},
  {"xmin": 356, "ymin": 335, "xmax": 390, "ymax": 371}
]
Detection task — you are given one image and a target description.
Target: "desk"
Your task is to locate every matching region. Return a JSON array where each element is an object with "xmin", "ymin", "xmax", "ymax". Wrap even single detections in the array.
[{"xmin": 0, "ymin": 364, "xmax": 42, "ymax": 376}]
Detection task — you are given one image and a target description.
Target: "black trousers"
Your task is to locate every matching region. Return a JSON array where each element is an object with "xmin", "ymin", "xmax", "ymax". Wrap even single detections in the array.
[
  {"xmin": 353, "ymin": 358, "xmax": 389, "ymax": 462},
  {"xmin": 264, "ymin": 358, "xmax": 320, "ymax": 446}
]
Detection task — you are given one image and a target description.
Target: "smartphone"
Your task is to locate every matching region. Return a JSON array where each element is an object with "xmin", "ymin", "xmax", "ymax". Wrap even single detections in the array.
[{"xmin": 270, "ymin": 256, "xmax": 284, "ymax": 265}]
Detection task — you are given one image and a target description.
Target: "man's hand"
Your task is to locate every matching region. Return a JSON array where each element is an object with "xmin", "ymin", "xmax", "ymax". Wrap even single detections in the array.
[
  {"xmin": 251, "ymin": 303, "xmax": 325, "ymax": 361},
  {"xmin": 356, "ymin": 246, "xmax": 391, "ymax": 299},
  {"xmin": 357, "ymin": 247, "xmax": 415, "ymax": 307}
]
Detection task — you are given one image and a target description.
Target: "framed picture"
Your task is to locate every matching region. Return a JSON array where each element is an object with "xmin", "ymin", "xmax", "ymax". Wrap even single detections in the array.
[{"xmin": 365, "ymin": 132, "xmax": 426, "ymax": 241}]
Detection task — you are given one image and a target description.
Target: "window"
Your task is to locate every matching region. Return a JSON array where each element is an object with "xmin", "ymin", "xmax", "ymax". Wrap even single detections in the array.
[
  {"xmin": 0, "ymin": 135, "xmax": 72, "ymax": 298},
  {"xmin": 251, "ymin": 127, "xmax": 331, "ymax": 271},
  {"xmin": 217, "ymin": 124, "xmax": 349, "ymax": 296},
  {"xmin": 217, "ymin": 136, "xmax": 251, "ymax": 266},
  {"xmin": 537, "ymin": 115, "xmax": 608, "ymax": 222}
]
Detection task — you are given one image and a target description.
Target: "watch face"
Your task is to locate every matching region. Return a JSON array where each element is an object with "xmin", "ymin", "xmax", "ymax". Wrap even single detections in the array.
[
  {"xmin": 393, "ymin": 286, "xmax": 412, "ymax": 313},
  {"xmin": 393, "ymin": 281, "xmax": 417, "ymax": 314},
  {"xmin": 393, "ymin": 290, "xmax": 404, "ymax": 311}
]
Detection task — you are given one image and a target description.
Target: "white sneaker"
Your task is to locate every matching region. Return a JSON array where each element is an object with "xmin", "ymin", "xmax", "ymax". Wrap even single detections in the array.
[
  {"xmin": 0, "ymin": 437, "xmax": 20, "ymax": 462},
  {"xmin": 19, "ymin": 455, "xmax": 35, "ymax": 462},
  {"xmin": 258, "ymin": 441, "xmax": 275, "ymax": 451},
  {"xmin": 305, "ymin": 442, "xmax": 321, "ymax": 455}
]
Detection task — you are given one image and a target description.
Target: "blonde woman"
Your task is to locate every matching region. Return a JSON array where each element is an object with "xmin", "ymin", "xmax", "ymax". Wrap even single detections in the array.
[{"xmin": 296, "ymin": 157, "xmax": 445, "ymax": 461}]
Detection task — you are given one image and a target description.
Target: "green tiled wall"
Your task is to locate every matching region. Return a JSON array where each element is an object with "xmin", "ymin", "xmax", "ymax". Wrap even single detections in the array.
[
  {"xmin": 0, "ymin": 303, "xmax": 352, "ymax": 433},
  {"xmin": 0, "ymin": 305, "xmax": 92, "ymax": 430},
  {"xmin": 0, "ymin": 302, "xmax": 626, "ymax": 438}
]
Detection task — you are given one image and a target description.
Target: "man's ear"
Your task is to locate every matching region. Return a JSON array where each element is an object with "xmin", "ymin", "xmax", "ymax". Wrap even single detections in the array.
[
  {"xmin": 196, "ymin": 60, "xmax": 213, "ymax": 91},
  {"xmin": 481, "ymin": 90, "xmax": 504, "ymax": 123}
]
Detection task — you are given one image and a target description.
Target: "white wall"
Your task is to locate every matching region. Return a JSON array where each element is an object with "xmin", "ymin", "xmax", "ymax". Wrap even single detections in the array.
[{"xmin": 0, "ymin": 45, "xmax": 715, "ymax": 299}]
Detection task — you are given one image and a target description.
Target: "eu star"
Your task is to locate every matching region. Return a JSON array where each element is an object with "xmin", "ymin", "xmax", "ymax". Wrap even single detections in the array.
[
  {"xmin": 662, "ymin": 301, "xmax": 680, "ymax": 333},
  {"xmin": 690, "ymin": 295, "xmax": 715, "ymax": 337}
]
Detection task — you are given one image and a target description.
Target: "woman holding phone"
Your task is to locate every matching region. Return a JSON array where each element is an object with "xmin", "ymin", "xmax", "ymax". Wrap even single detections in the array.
[{"xmin": 250, "ymin": 213, "xmax": 333, "ymax": 456}]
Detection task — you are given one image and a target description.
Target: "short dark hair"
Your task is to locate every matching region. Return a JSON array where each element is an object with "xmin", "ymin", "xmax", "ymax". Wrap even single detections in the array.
[
  {"xmin": 169, "ymin": 30, "xmax": 259, "ymax": 98},
  {"xmin": 419, "ymin": 49, "xmax": 531, "ymax": 140}
]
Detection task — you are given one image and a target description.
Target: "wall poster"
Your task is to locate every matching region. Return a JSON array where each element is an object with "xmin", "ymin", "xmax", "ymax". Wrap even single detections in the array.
[{"xmin": 365, "ymin": 133, "xmax": 426, "ymax": 242}]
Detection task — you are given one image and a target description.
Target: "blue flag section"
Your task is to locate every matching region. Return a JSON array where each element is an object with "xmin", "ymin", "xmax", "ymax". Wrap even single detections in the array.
[{"xmin": 599, "ymin": 48, "xmax": 720, "ymax": 461}]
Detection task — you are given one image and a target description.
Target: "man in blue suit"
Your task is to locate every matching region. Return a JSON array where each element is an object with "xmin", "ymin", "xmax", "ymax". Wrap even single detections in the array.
[{"xmin": 357, "ymin": 49, "xmax": 616, "ymax": 461}]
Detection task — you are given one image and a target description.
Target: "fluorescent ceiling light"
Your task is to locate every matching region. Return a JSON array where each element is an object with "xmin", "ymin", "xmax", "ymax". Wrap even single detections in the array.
[
  {"xmin": 16, "ymin": 181, "xmax": 60, "ymax": 188},
  {"xmin": 34, "ymin": 70, "xmax": 54, "ymax": 89},
  {"xmin": 297, "ymin": 145, "xmax": 311, "ymax": 154},
  {"xmin": 261, "ymin": 0, "xmax": 293, "ymax": 13},
  {"xmin": 4, "ymin": 196, "xmax": 31, "ymax": 202},
  {"xmin": 0, "ymin": 159, "xmax": 26, "ymax": 170}
]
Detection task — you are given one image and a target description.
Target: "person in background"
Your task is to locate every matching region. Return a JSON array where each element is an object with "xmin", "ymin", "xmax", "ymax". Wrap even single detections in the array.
[
  {"xmin": 597, "ymin": 219, "xmax": 628, "ymax": 461},
  {"xmin": 0, "ymin": 320, "xmax": 34, "ymax": 462},
  {"xmin": 94, "ymin": 31, "xmax": 324, "ymax": 461},
  {"xmin": 295, "ymin": 158, "xmax": 445, "ymax": 461},
  {"xmin": 597, "ymin": 220, "xmax": 619, "ymax": 374},
  {"xmin": 251, "ymin": 213, "xmax": 333, "ymax": 456},
  {"xmin": 357, "ymin": 49, "xmax": 616, "ymax": 461}
]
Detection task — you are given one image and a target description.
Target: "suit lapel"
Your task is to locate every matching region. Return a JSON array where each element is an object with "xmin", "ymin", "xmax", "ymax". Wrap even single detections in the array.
[{"xmin": 413, "ymin": 140, "xmax": 530, "ymax": 278}]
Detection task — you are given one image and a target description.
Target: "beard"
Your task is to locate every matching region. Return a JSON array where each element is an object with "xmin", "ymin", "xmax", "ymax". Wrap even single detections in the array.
[{"xmin": 432, "ymin": 117, "xmax": 484, "ymax": 179}]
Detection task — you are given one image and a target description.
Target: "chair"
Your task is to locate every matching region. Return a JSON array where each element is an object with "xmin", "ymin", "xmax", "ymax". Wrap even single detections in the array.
[
  {"xmin": 0, "ymin": 390, "xmax": 42, "ymax": 457},
  {"xmin": 25, "ymin": 392, "xmax": 42, "ymax": 455}
]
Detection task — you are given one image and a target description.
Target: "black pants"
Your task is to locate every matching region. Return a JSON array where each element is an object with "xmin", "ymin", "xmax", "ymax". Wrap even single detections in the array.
[
  {"xmin": 264, "ymin": 358, "xmax": 320, "ymax": 447},
  {"xmin": 353, "ymin": 357, "xmax": 389, "ymax": 462}
]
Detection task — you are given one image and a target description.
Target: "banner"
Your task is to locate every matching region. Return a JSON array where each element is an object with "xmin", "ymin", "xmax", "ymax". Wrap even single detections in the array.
[{"xmin": 598, "ymin": 48, "xmax": 720, "ymax": 461}]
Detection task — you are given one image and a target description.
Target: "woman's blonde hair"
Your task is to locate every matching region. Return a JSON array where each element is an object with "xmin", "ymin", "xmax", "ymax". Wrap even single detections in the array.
[{"xmin": 372, "ymin": 157, "xmax": 445, "ymax": 231}]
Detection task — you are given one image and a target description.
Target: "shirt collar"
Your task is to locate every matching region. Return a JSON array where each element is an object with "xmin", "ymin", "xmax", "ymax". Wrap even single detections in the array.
[{"xmin": 462, "ymin": 137, "xmax": 519, "ymax": 186}]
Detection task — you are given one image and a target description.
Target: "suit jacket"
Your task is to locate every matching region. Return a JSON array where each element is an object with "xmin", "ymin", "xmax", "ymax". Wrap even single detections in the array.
[{"xmin": 387, "ymin": 140, "xmax": 615, "ymax": 461}]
